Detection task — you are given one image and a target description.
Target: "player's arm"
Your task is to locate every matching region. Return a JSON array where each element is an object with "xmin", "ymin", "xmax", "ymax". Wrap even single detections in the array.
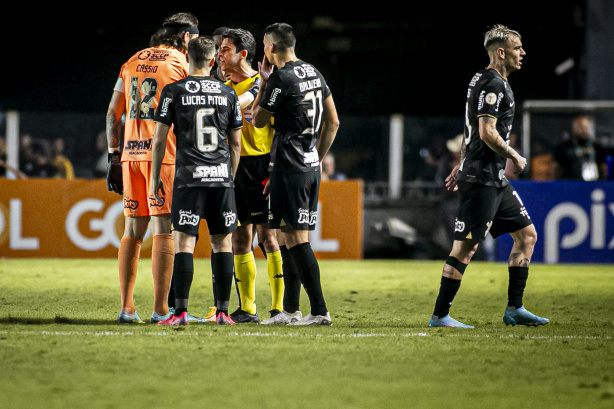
[
  {"xmin": 227, "ymin": 128, "xmax": 242, "ymax": 179},
  {"xmin": 478, "ymin": 116, "xmax": 526, "ymax": 174},
  {"xmin": 105, "ymin": 89, "xmax": 126, "ymax": 195},
  {"xmin": 316, "ymin": 95, "xmax": 340, "ymax": 161},
  {"xmin": 150, "ymin": 122, "xmax": 170, "ymax": 204},
  {"xmin": 237, "ymin": 77, "xmax": 261, "ymax": 110}
]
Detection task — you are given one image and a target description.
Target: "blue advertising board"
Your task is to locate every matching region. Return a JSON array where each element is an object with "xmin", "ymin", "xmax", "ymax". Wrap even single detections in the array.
[{"xmin": 495, "ymin": 181, "xmax": 614, "ymax": 264}]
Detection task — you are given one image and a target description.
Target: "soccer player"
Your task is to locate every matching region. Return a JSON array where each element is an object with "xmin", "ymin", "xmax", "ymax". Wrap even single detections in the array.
[
  {"xmin": 105, "ymin": 12, "xmax": 204, "ymax": 324},
  {"xmin": 253, "ymin": 23, "xmax": 340, "ymax": 326},
  {"xmin": 150, "ymin": 36, "xmax": 243, "ymax": 326},
  {"xmin": 428, "ymin": 25, "xmax": 549, "ymax": 328},
  {"xmin": 217, "ymin": 28, "xmax": 284, "ymax": 323}
]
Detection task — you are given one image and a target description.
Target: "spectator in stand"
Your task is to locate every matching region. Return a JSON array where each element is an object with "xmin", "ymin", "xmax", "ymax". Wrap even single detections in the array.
[
  {"xmin": 553, "ymin": 115, "xmax": 608, "ymax": 181},
  {"xmin": 51, "ymin": 138, "xmax": 74, "ymax": 179},
  {"xmin": 321, "ymin": 151, "xmax": 346, "ymax": 181}
]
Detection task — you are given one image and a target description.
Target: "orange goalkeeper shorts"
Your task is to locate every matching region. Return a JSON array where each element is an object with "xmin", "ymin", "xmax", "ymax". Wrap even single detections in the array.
[{"xmin": 122, "ymin": 161, "xmax": 174, "ymax": 217}]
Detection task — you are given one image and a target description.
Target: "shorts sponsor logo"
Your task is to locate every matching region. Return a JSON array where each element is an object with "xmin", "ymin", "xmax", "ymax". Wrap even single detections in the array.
[
  {"xmin": 454, "ymin": 218, "xmax": 465, "ymax": 232},
  {"xmin": 223, "ymin": 211, "xmax": 237, "ymax": 227},
  {"xmin": 123, "ymin": 199, "xmax": 138, "ymax": 210},
  {"xmin": 148, "ymin": 195, "xmax": 164, "ymax": 207},
  {"xmin": 298, "ymin": 208, "xmax": 317, "ymax": 226},
  {"xmin": 178, "ymin": 210, "xmax": 199, "ymax": 226}
]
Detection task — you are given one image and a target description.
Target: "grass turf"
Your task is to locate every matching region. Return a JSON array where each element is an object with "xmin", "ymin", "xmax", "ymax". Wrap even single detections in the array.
[{"xmin": 0, "ymin": 258, "xmax": 612, "ymax": 409}]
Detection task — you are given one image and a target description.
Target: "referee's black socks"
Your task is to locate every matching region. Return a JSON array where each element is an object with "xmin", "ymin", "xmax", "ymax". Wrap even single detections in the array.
[{"xmin": 289, "ymin": 242, "xmax": 327, "ymax": 316}]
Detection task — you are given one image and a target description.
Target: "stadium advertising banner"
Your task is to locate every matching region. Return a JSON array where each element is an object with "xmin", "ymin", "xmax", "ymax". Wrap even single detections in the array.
[
  {"xmin": 495, "ymin": 181, "xmax": 614, "ymax": 264},
  {"xmin": 0, "ymin": 179, "xmax": 363, "ymax": 259}
]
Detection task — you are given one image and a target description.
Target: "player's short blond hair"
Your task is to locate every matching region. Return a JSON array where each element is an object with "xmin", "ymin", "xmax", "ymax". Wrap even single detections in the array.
[{"xmin": 484, "ymin": 24, "xmax": 521, "ymax": 51}]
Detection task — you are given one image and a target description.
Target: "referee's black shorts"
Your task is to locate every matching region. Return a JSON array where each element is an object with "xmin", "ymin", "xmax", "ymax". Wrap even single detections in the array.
[
  {"xmin": 269, "ymin": 169, "xmax": 320, "ymax": 231},
  {"xmin": 453, "ymin": 181, "xmax": 533, "ymax": 243},
  {"xmin": 234, "ymin": 154, "xmax": 271, "ymax": 225}
]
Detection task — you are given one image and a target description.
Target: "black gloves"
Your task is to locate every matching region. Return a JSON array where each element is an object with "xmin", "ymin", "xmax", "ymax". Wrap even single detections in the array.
[{"xmin": 106, "ymin": 152, "xmax": 123, "ymax": 195}]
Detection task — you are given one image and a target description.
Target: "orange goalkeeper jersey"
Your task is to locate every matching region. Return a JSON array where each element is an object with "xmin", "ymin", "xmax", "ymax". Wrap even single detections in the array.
[{"xmin": 115, "ymin": 46, "xmax": 189, "ymax": 163}]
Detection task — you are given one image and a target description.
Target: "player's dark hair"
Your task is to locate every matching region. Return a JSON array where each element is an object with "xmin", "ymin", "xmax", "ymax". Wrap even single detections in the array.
[
  {"xmin": 264, "ymin": 23, "xmax": 296, "ymax": 52},
  {"xmin": 483, "ymin": 24, "xmax": 521, "ymax": 51},
  {"xmin": 223, "ymin": 28, "xmax": 256, "ymax": 65},
  {"xmin": 188, "ymin": 36, "xmax": 216, "ymax": 68},
  {"xmin": 150, "ymin": 12, "xmax": 200, "ymax": 51},
  {"xmin": 212, "ymin": 27, "xmax": 230, "ymax": 37}
]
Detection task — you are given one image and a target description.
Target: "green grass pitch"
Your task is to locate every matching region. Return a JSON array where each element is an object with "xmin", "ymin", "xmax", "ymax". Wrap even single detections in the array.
[{"xmin": 0, "ymin": 258, "xmax": 612, "ymax": 409}]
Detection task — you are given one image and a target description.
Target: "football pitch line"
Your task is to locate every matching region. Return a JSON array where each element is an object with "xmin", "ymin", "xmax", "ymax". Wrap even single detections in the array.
[{"xmin": 1, "ymin": 329, "xmax": 610, "ymax": 341}]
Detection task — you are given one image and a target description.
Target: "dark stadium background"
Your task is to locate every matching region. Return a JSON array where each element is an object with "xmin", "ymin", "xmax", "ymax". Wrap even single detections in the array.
[{"xmin": 3, "ymin": 2, "xmax": 591, "ymax": 116}]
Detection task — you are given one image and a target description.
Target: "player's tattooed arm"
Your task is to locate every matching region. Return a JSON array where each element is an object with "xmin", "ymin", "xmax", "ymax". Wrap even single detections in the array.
[
  {"xmin": 479, "ymin": 116, "xmax": 527, "ymax": 174},
  {"xmin": 106, "ymin": 90, "xmax": 126, "ymax": 153}
]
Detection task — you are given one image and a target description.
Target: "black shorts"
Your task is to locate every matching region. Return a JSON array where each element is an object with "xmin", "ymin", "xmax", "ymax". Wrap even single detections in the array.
[
  {"xmin": 235, "ymin": 154, "xmax": 271, "ymax": 225},
  {"xmin": 269, "ymin": 170, "xmax": 320, "ymax": 231},
  {"xmin": 171, "ymin": 186, "xmax": 238, "ymax": 237},
  {"xmin": 453, "ymin": 181, "xmax": 533, "ymax": 243}
]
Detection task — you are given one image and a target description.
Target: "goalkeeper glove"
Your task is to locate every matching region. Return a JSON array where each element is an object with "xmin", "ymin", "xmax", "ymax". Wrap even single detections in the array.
[{"xmin": 106, "ymin": 152, "xmax": 123, "ymax": 195}]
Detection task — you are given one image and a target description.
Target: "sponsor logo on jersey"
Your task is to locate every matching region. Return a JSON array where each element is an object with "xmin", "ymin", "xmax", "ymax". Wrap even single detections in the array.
[
  {"xmin": 454, "ymin": 218, "xmax": 465, "ymax": 232},
  {"xmin": 178, "ymin": 210, "xmax": 199, "ymax": 226},
  {"xmin": 495, "ymin": 92, "xmax": 504, "ymax": 111},
  {"xmin": 268, "ymin": 88, "xmax": 281, "ymax": 106},
  {"xmin": 124, "ymin": 139, "xmax": 152, "ymax": 151},
  {"xmin": 485, "ymin": 92, "xmax": 497, "ymax": 105},
  {"xmin": 193, "ymin": 164, "xmax": 229, "ymax": 180},
  {"xmin": 478, "ymin": 91, "xmax": 485, "ymax": 110},
  {"xmin": 159, "ymin": 97, "xmax": 171, "ymax": 117},
  {"xmin": 223, "ymin": 210, "xmax": 237, "ymax": 227},
  {"xmin": 303, "ymin": 150, "xmax": 319, "ymax": 165}
]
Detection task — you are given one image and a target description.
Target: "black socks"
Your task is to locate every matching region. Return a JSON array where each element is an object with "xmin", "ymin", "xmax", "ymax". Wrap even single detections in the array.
[
  {"xmin": 507, "ymin": 266, "xmax": 529, "ymax": 308},
  {"xmin": 289, "ymin": 242, "xmax": 327, "ymax": 316}
]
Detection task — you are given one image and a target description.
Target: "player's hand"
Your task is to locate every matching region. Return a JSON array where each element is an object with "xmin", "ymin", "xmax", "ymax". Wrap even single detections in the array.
[
  {"xmin": 511, "ymin": 154, "xmax": 527, "ymax": 174},
  {"xmin": 106, "ymin": 152, "xmax": 123, "ymax": 195},
  {"xmin": 445, "ymin": 163, "xmax": 460, "ymax": 192},
  {"xmin": 152, "ymin": 180, "xmax": 165, "ymax": 205},
  {"xmin": 258, "ymin": 55, "xmax": 273, "ymax": 82}
]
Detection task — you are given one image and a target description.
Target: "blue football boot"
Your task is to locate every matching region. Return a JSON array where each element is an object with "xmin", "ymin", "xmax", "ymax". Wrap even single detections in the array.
[
  {"xmin": 428, "ymin": 314, "xmax": 474, "ymax": 328},
  {"xmin": 503, "ymin": 306, "xmax": 549, "ymax": 327}
]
